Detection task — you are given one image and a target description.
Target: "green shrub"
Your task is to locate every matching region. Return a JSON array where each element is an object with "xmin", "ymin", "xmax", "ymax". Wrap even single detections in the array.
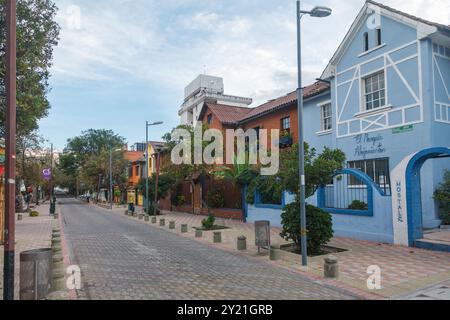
[
  {"xmin": 348, "ymin": 200, "xmax": 368, "ymax": 210},
  {"xmin": 434, "ymin": 170, "xmax": 450, "ymax": 225},
  {"xmin": 206, "ymin": 187, "xmax": 225, "ymax": 208},
  {"xmin": 202, "ymin": 214, "xmax": 216, "ymax": 230},
  {"xmin": 29, "ymin": 211, "xmax": 40, "ymax": 217},
  {"xmin": 280, "ymin": 201, "xmax": 334, "ymax": 255}
]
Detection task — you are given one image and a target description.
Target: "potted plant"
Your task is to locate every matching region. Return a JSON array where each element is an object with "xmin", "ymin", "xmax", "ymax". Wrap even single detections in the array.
[{"xmin": 279, "ymin": 130, "xmax": 293, "ymax": 147}]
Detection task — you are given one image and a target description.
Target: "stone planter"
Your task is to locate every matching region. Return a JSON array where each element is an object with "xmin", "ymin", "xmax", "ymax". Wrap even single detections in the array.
[
  {"xmin": 324, "ymin": 256, "xmax": 339, "ymax": 278},
  {"xmin": 237, "ymin": 236, "xmax": 247, "ymax": 251},
  {"xmin": 159, "ymin": 219, "xmax": 165, "ymax": 227},
  {"xmin": 151, "ymin": 216, "xmax": 157, "ymax": 224},
  {"xmin": 169, "ymin": 221, "xmax": 176, "ymax": 230},
  {"xmin": 269, "ymin": 244, "xmax": 281, "ymax": 261},
  {"xmin": 144, "ymin": 215, "xmax": 150, "ymax": 222},
  {"xmin": 213, "ymin": 232, "xmax": 222, "ymax": 243},
  {"xmin": 195, "ymin": 229, "xmax": 203, "ymax": 238},
  {"xmin": 181, "ymin": 224, "xmax": 188, "ymax": 233}
]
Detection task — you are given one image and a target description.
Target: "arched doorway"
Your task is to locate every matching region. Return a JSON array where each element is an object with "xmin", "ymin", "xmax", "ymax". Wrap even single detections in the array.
[{"xmin": 391, "ymin": 147, "xmax": 450, "ymax": 247}]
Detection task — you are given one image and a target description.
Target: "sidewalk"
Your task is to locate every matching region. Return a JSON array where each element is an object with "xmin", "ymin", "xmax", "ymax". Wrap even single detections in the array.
[
  {"xmin": 0, "ymin": 203, "xmax": 56, "ymax": 300},
  {"xmin": 106, "ymin": 204, "xmax": 450, "ymax": 299}
]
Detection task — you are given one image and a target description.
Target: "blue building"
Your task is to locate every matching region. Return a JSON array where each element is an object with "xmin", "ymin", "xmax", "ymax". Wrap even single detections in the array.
[{"xmin": 246, "ymin": 1, "xmax": 450, "ymax": 249}]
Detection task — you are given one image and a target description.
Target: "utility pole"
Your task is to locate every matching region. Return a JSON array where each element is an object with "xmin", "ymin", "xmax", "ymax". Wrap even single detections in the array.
[
  {"xmin": 3, "ymin": 0, "xmax": 17, "ymax": 301},
  {"xmin": 49, "ymin": 143, "xmax": 53, "ymax": 201}
]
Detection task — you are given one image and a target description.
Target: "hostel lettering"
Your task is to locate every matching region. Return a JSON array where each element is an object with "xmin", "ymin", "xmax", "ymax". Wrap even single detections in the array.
[
  {"xmin": 396, "ymin": 181, "xmax": 403, "ymax": 223},
  {"xmin": 354, "ymin": 133, "xmax": 386, "ymax": 157}
]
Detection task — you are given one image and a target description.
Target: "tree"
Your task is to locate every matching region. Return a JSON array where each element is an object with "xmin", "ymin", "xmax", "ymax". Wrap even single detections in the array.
[
  {"xmin": 0, "ymin": 0, "xmax": 60, "ymax": 139},
  {"xmin": 58, "ymin": 129, "xmax": 127, "ymax": 194},
  {"xmin": 264, "ymin": 143, "xmax": 345, "ymax": 254}
]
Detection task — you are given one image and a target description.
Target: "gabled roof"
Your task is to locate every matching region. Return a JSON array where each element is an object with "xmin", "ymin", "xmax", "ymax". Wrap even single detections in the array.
[
  {"xmin": 202, "ymin": 103, "xmax": 252, "ymax": 126},
  {"xmin": 321, "ymin": 0, "xmax": 450, "ymax": 79},
  {"xmin": 238, "ymin": 82, "xmax": 329, "ymax": 124},
  {"xmin": 125, "ymin": 151, "xmax": 144, "ymax": 163},
  {"xmin": 201, "ymin": 82, "xmax": 330, "ymax": 126}
]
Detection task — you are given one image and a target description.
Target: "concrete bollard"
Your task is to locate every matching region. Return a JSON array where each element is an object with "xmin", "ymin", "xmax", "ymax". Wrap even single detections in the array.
[
  {"xmin": 195, "ymin": 229, "xmax": 203, "ymax": 238},
  {"xmin": 237, "ymin": 236, "xmax": 247, "ymax": 251},
  {"xmin": 269, "ymin": 244, "xmax": 281, "ymax": 261},
  {"xmin": 169, "ymin": 221, "xmax": 176, "ymax": 230},
  {"xmin": 124, "ymin": 210, "xmax": 129, "ymax": 216},
  {"xmin": 51, "ymin": 238, "xmax": 61, "ymax": 247},
  {"xmin": 54, "ymin": 213, "xmax": 59, "ymax": 220},
  {"xmin": 52, "ymin": 231, "xmax": 61, "ymax": 238},
  {"xmin": 151, "ymin": 216, "xmax": 157, "ymax": 224},
  {"xmin": 138, "ymin": 213, "xmax": 144, "ymax": 220},
  {"xmin": 159, "ymin": 219, "xmax": 165, "ymax": 227},
  {"xmin": 213, "ymin": 232, "xmax": 222, "ymax": 243},
  {"xmin": 324, "ymin": 256, "xmax": 339, "ymax": 278},
  {"xmin": 133, "ymin": 213, "xmax": 138, "ymax": 218},
  {"xmin": 144, "ymin": 215, "xmax": 150, "ymax": 222},
  {"xmin": 52, "ymin": 270, "xmax": 66, "ymax": 292},
  {"xmin": 18, "ymin": 213, "xmax": 23, "ymax": 221},
  {"xmin": 181, "ymin": 224, "xmax": 188, "ymax": 233}
]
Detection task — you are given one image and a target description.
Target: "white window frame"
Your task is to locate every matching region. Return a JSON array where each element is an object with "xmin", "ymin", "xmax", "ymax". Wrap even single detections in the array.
[
  {"xmin": 321, "ymin": 103, "xmax": 332, "ymax": 132},
  {"xmin": 362, "ymin": 71, "xmax": 386, "ymax": 112}
]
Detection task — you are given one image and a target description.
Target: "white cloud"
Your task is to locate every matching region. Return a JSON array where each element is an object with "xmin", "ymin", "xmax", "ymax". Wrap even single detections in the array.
[{"xmin": 51, "ymin": 0, "xmax": 450, "ymax": 106}]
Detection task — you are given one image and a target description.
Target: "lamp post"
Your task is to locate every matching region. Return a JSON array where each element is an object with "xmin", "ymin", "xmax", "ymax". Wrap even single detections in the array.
[
  {"xmin": 145, "ymin": 121, "xmax": 163, "ymax": 214},
  {"xmin": 296, "ymin": 1, "xmax": 332, "ymax": 266}
]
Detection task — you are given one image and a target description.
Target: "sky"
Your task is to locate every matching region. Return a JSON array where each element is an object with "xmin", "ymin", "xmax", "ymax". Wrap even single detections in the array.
[{"xmin": 38, "ymin": 0, "xmax": 450, "ymax": 150}]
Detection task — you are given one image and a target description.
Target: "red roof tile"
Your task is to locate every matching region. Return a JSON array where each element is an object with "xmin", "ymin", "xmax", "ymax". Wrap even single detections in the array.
[
  {"xmin": 205, "ymin": 103, "xmax": 252, "ymax": 125},
  {"xmin": 202, "ymin": 82, "xmax": 329, "ymax": 126},
  {"xmin": 238, "ymin": 82, "xmax": 330, "ymax": 123}
]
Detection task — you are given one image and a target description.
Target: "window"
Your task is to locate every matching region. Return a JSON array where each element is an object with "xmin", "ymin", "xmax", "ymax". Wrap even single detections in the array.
[
  {"xmin": 135, "ymin": 165, "xmax": 140, "ymax": 177},
  {"xmin": 363, "ymin": 32, "xmax": 369, "ymax": 51},
  {"xmin": 348, "ymin": 158, "xmax": 391, "ymax": 194},
  {"xmin": 281, "ymin": 117, "xmax": 291, "ymax": 132},
  {"xmin": 375, "ymin": 28, "xmax": 382, "ymax": 46},
  {"xmin": 321, "ymin": 103, "xmax": 332, "ymax": 131},
  {"xmin": 207, "ymin": 114, "xmax": 213, "ymax": 125},
  {"xmin": 363, "ymin": 72, "xmax": 386, "ymax": 111}
]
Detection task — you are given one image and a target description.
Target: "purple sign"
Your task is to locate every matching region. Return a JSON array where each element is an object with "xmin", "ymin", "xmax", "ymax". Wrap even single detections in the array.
[{"xmin": 42, "ymin": 168, "xmax": 52, "ymax": 180}]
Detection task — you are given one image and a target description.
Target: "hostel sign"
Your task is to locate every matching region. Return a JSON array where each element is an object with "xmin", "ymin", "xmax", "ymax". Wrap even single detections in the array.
[{"xmin": 390, "ymin": 153, "xmax": 416, "ymax": 246}]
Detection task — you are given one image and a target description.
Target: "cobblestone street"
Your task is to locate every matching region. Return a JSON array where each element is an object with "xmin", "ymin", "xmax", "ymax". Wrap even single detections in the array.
[{"xmin": 61, "ymin": 199, "xmax": 359, "ymax": 300}]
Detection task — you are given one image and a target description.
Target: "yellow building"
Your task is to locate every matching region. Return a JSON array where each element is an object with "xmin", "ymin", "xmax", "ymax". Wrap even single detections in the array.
[{"xmin": 147, "ymin": 141, "xmax": 165, "ymax": 177}]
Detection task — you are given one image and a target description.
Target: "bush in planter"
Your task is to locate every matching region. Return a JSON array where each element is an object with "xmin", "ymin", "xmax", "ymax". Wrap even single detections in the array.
[
  {"xmin": 202, "ymin": 214, "xmax": 215, "ymax": 230},
  {"xmin": 434, "ymin": 170, "xmax": 450, "ymax": 225},
  {"xmin": 206, "ymin": 187, "xmax": 225, "ymax": 209},
  {"xmin": 348, "ymin": 200, "xmax": 368, "ymax": 210},
  {"xmin": 280, "ymin": 201, "xmax": 334, "ymax": 255}
]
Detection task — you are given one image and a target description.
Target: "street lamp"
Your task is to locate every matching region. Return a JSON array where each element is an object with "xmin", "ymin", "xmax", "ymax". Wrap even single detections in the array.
[
  {"xmin": 109, "ymin": 147, "xmax": 123, "ymax": 209},
  {"xmin": 145, "ymin": 121, "xmax": 164, "ymax": 214},
  {"xmin": 296, "ymin": 1, "xmax": 332, "ymax": 266}
]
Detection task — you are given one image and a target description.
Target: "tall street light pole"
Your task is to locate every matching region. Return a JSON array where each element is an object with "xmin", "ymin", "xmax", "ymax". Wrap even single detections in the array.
[
  {"xmin": 145, "ymin": 121, "xmax": 163, "ymax": 214},
  {"xmin": 296, "ymin": 1, "xmax": 332, "ymax": 266},
  {"xmin": 3, "ymin": 0, "xmax": 16, "ymax": 301}
]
